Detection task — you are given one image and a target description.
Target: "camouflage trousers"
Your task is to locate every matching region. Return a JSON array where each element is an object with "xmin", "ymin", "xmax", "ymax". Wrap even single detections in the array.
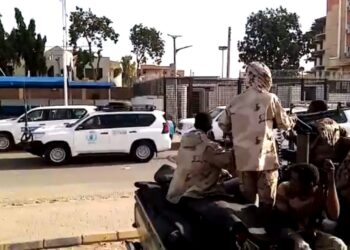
[{"xmin": 238, "ymin": 169, "xmax": 278, "ymax": 206}]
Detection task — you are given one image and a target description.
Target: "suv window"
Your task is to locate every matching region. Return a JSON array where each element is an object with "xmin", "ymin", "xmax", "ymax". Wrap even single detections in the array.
[
  {"xmin": 79, "ymin": 116, "xmax": 102, "ymax": 130},
  {"xmin": 100, "ymin": 114, "xmax": 156, "ymax": 129},
  {"xmin": 19, "ymin": 109, "xmax": 48, "ymax": 122},
  {"xmin": 137, "ymin": 114, "xmax": 156, "ymax": 126},
  {"xmin": 77, "ymin": 114, "xmax": 156, "ymax": 130},
  {"xmin": 71, "ymin": 109, "xmax": 87, "ymax": 119},
  {"xmin": 48, "ymin": 109, "xmax": 69, "ymax": 120}
]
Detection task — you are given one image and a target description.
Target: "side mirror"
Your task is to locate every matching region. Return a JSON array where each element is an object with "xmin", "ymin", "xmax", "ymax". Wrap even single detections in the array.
[{"xmin": 76, "ymin": 125, "xmax": 85, "ymax": 130}]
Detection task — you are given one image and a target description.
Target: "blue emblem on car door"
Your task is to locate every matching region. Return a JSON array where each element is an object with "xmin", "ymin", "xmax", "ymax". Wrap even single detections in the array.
[{"xmin": 86, "ymin": 131, "xmax": 97, "ymax": 144}]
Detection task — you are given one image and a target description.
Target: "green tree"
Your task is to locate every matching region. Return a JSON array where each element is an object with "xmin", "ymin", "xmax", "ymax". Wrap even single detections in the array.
[
  {"xmin": 75, "ymin": 49, "xmax": 91, "ymax": 79},
  {"xmin": 8, "ymin": 8, "xmax": 47, "ymax": 76},
  {"xmin": 0, "ymin": 15, "xmax": 14, "ymax": 75},
  {"xmin": 130, "ymin": 24, "xmax": 165, "ymax": 74},
  {"xmin": 69, "ymin": 6, "xmax": 119, "ymax": 80},
  {"xmin": 237, "ymin": 6, "xmax": 306, "ymax": 70},
  {"xmin": 120, "ymin": 55, "xmax": 136, "ymax": 87}
]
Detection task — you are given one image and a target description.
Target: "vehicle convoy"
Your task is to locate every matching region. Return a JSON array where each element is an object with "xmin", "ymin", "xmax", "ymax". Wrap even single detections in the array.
[
  {"xmin": 0, "ymin": 105, "xmax": 97, "ymax": 152},
  {"xmin": 126, "ymin": 110, "xmax": 349, "ymax": 250},
  {"xmin": 24, "ymin": 108, "xmax": 171, "ymax": 165}
]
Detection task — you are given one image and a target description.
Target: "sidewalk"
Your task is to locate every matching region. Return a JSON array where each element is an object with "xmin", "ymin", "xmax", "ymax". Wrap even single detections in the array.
[{"xmin": 0, "ymin": 197, "xmax": 134, "ymax": 243}]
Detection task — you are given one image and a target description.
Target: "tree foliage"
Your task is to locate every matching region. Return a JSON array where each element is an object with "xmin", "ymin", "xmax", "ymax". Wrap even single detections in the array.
[
  {"xmin": 238, "ymin": 7, "xmax": 306, "ymax": 70},
  {"xmin": 130, "ymin": 24, "xmax": 165, "ymax": 72},
  {"xmin": 0, "ymin": 16, "xmax": 13, "ymax": 75},
  {"xmin": 0, "ymin": 8, "xmax": 47, "ymax": 76},
  {"xmin": 120, "ymin": 55, "xmax": 136, "ymax": 87},
  {"xmin": 69, "ymin": 6, "xmax": 119, "ymax": 80}
]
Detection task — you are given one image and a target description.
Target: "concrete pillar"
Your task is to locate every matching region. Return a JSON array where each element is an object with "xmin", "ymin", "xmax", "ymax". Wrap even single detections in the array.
[
  {"xmin": 178, "ymin": 84, "xmax": 187, "ymax": 119},
  {"xmin": 18, "ymin": 88, "xmax": 24, "ymax": 99},
  {"xmin": 82, "ymin": 89, "xmax": 87, "ymax": 100}
]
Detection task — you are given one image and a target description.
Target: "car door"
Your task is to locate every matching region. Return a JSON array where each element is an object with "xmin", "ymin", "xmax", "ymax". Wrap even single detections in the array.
[
  {"xmin": 73, "ymin": 115, "xmax": 111, "ymax": 154},
  {"xmin": 16, "ymin": 109, "xmax": 49, "ymax": 142},
  {"xmin": 103, "ymin": 114, "xmax": 135, "ymax": 152},
  {"xmin": 108, "ymin": 114, "xmax": 157, "ymax": 153}
]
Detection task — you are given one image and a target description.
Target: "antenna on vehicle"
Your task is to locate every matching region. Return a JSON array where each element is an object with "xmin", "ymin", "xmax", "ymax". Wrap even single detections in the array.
[{"xmin": 21, "ymin": 71, "xmax": 32, "ymax": 142}]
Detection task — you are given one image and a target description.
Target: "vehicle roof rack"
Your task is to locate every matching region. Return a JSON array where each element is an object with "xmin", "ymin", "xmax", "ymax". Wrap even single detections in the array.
[
  {"xmin": 131, "ymin": 105, "xmax": 157, "ymax": 111},
  {"xmin": 97, "ymin": 104, "xmax": 157, "ymax": 112}
]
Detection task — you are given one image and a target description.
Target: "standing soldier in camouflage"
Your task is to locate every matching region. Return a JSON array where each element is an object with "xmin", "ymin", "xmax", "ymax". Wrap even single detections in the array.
[{"xmin": 219, "ymin": 62, "xmax": 295, "ymax": 210}]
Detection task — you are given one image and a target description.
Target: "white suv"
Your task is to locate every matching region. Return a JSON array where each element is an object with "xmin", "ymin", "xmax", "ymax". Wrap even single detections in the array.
[
  {"xmin": 25, "ymin": 110, "xmax": 172, "ymax": 165},
  {"xmin": 0, "ymin": 105, "xmax": 97, "ymax": 152}
]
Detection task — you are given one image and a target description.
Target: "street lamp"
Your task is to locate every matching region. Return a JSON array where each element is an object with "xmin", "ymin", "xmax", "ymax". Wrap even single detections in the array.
[
  {"xmin": 218, "ymin": 46, "xmax": 228, "ymax": 78},
  {"xmin": 167, "ymin": 34, "xmax": 192, "ymax": 122}
]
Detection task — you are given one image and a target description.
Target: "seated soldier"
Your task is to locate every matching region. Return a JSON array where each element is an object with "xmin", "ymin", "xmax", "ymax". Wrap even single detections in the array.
[
  {"xmin": 335, "ymin": 149, "xmax": 350, "ymax": 245},
  {"xmin": 274, "ymin": 161, "xmax": 346, "ymax": 250},
  {"xmin": 166, "ymin": 112, "xmax": 233, "ymax": 204},
  {"xmin": 287, "ymin": 100, "xmax": 347, "ymax": 167}
]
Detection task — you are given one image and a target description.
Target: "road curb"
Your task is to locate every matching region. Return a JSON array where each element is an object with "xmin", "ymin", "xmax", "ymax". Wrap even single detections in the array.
[{"xmin": 0, "ymin": 230, "xmax": 139, "ymax": 250}]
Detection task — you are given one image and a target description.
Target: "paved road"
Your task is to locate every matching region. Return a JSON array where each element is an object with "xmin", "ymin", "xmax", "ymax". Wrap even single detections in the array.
[
  {"xmin": 0, "ymin": 152, "xmax": 176, "ymax": 243},
  {"xmin": 0, "ymin": 152, "xmax": 175, "ymax": 201}
]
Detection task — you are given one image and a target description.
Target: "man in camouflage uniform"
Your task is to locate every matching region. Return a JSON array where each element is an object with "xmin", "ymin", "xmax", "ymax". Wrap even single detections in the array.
[
  {"xmin": 310, "ymin": 117, "xmax": 342, "ymax": 167},
  {"xmin": 166, "ymin": 112, "xmax": 233, "ymax": 204},
  {"xmin": 219, "ymin": 62, "xmax": 295, "ymax": 208}
]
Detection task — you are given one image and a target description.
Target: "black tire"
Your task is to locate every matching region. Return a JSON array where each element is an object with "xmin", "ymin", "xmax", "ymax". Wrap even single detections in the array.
[
  {"xmin": 131, "ymin": 141, "xmax": 155, "ymax": 163},
  {"xmin": 0, "ymin": 133, "xmax": 14, "ymax": 152},
  {"xmin": 44, "ymin": 143, "xmax": 70, "ymax": 166}
]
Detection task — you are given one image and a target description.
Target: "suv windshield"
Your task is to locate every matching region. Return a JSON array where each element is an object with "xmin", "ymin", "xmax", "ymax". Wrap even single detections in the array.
[{"xmin": 66, "ymin": 115, "xmax": 89, "ymax": 128}]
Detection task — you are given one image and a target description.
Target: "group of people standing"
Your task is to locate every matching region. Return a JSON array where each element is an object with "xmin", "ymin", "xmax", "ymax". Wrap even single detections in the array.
[{"xmin": 166, "ymin": 62, "xmax": 350, "ymax": 249}]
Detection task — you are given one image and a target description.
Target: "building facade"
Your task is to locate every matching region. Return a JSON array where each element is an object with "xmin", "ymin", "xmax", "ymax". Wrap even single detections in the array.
[
  {"xmin": 139, "ymin": 64, "xmax": 185, "ymax": 81},
  {"xmin": 311, "ymin": 17, "xmax": 326, "ymax": 78},
  {"xmin": 324, "ymin": 0, "xmax": 350, "ymax": 76},
  {"xmin": 44, "ymin": 46, "xmax": 122, "ymax": 87}
]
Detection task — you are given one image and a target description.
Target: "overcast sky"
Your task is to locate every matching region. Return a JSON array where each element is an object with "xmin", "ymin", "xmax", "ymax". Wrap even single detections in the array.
[{"xmin": 1, "ymin": 0, "xmax": 326, "ymax": 77}]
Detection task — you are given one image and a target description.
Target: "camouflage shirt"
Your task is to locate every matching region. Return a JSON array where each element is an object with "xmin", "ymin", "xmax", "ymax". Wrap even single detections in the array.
[
  {"xmin": 166, "ymin": 130, "xmax": 233, "ymax": 204},
  {"xmin": 310, "ymin": 118, "xmax": 341, "ymax": 166},
  {"xmin": 219, "ymin": 89, "xmax": 295, "ymax": 172}
]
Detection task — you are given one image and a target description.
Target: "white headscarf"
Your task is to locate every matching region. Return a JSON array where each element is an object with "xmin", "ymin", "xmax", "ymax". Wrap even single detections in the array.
[{"xmin": 245, "ymin": 62, "xmax": 272, "ymax": 93}]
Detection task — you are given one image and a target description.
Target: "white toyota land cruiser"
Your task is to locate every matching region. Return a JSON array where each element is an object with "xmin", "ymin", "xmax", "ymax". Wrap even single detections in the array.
[
  {"xmin": 0, "ymin": 105, "xmax": 97, "ymax": 152},
  {"xmin": 25, "ymin": 109, "xmax": 172, "ymax": 165}
]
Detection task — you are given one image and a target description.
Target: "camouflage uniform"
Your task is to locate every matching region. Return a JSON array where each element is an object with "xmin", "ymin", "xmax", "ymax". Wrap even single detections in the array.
[
  {"xmin": 219, "ymin": 62, "xmax": 295, "ymax": 205},
  {"xmin": 166, "ymin": 130, "xmax": 233, "ymax": 204},
  {"xmin": 310, "ymin": 118, "xmax": 341, "ymax": 166}
]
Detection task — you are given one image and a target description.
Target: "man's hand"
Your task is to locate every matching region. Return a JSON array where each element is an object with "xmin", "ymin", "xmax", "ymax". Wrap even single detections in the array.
[
  {"xmin": 324, "ymin": 159, "xmax": 336, "ymax": 185},
  {"xmin": 294, "ymin": 239, "xmax": 312, "ymax": 250}
]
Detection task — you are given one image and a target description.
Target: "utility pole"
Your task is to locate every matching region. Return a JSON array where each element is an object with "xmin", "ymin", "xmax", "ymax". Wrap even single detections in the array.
[
  {"xmin": 226, "ymin": 27, "xmax": 231, "ymax": 78},
  {"xmin": 218, "ymin": 46, "xmax": 228, "ymax": 78},
  {"xmin": 167, "ymin": 34, "xmax": 192, "ymax": 121},
  {"xmin": 61, "ymin": 0, "xmax": 69, "ymax": 106}
]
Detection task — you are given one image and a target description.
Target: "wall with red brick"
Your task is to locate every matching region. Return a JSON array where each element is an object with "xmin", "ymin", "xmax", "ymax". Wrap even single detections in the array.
[
  {"xmin": 111, "ymin": 87, "xmax": 133, "ymax": 100},
  {"xmin": 0, "ymin": 87, "xmax": 133, "ymax": 101},
  {"xmin": 0, "ymin": 89, "xmax": 18, "ymax": 99}
]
